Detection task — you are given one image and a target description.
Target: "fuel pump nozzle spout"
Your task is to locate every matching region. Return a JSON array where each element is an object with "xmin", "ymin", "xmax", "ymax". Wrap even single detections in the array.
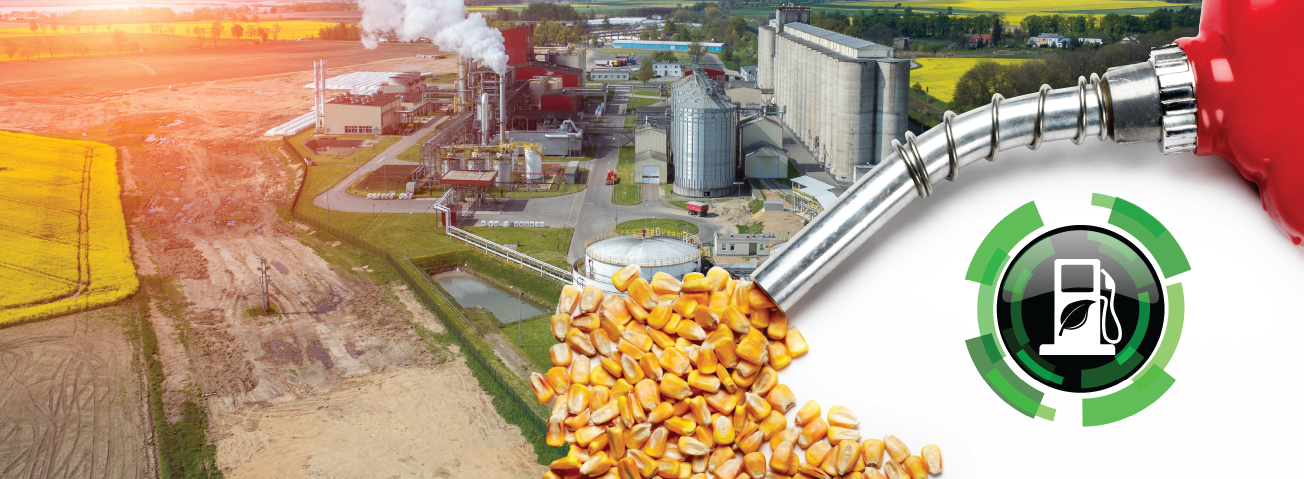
[{"xmin": 752, "ymin": 48, "xmax": 1189, "ymax": 312}]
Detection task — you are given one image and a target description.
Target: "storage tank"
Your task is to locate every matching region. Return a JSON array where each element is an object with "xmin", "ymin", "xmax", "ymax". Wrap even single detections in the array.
[
  {"xmin": 670, "ymin": 72, "xmax": 738, "ymax": 197},
  {"xmin": 833, "ymin": 59, "xmax": 877, "ymax": 181},
  {"xmin": 493, "ymin": 157, "xmax": 513, "ymax": 184},
  {"xmin": 577, "ymin": 234, "xmax": 703, "ymax": 294},
  {"xmin": 524, "ymin": 148, "xmax": 543, "ymax": 182},
  {"xmin": 875, "ymin": 58, "xmax": 910, "ymax": 166},
  {"xmin": 757, "ymin": 26, "xmax": 775, "ymax": 88}
]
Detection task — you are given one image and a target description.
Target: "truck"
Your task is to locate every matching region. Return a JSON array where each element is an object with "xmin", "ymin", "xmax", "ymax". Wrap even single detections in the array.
[
  {"xmin": 686, "ymin": 201, "xmax": 709, "ymax": 216},
  {"xmin": 606, "ymin": 169, "xmax": 618, "ymax": 185}
]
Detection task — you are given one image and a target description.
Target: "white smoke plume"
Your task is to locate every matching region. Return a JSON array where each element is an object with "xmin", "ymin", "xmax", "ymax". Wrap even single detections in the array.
[{"xmin": 358, "ymin": 0, "xmax": 508, "ymax": 74}]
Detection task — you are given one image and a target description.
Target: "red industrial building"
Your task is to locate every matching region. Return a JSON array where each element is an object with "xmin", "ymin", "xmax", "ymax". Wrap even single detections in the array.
[
  {"xmin": 515, "ymin": 61, "xmax": 583, "ymax": 88},
  {"xmin": 500, "ymin": 24, "xmax": 535, "ymax": 66},
  {"xmin": 539, "ymin": 91, "xmax": 580, "ymax": 111},
  {"xmin": 684, "ymin": 68, "xmax": 728, "ymax": 82}
]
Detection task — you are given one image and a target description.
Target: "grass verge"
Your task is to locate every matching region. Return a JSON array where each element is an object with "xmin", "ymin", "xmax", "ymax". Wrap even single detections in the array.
[
  {"xmin": 612, "ymin": 146, "xmax": 640, "ymax": 206},
  {"xmin": 615, "ymin": 218, "xmax": 698, "ymax": 235}
]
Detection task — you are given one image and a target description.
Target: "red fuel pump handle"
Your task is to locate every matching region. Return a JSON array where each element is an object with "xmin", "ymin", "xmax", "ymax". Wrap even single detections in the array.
[{"xmin": 1178, "ymin": 0, "xmax": 1304, "ymax": 245}]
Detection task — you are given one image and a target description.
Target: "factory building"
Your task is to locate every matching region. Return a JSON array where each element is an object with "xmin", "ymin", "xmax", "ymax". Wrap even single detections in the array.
[
  {"xmin": 323, "ymin": 93, "xmax": 402, "ymax": 135},
  {"xmin": 610, "ymin": 40, "xmax": 726, "ymax": 52},
  {"xmin": 757, "ymin": 7, "xmax": 910, "ymax": 181},
  {"xmin": 670, "ymin": 71, "xmax": 738, "ymax": 197},
  {"xmin": 653, "ymin": 61, "xmax": 683, "ymax": 78},
  {"xmin": 635, "ymin": 125, "xmax": 669, "ymax": 184},
  {"xmin": 501, "ymin": 24, "xmax": 535, "ymax": 66}
]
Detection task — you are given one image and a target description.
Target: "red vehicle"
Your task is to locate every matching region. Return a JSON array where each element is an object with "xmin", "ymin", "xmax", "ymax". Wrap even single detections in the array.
[
  {"xmin": 686, "ymin": 201, "xmax": 709, "ymax": 216},
  {"xmin": 606, "ymin": 169, "xmax": 618, "ymax": 185}
]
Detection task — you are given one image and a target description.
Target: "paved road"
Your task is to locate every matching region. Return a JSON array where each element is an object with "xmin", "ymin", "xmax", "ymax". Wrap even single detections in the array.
[{"xmin": 312, "ymin": 118, "xmax": 447, "ymax": 214}]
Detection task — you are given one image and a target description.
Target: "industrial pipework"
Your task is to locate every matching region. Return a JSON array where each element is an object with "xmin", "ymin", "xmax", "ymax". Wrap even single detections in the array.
[{"xmin": 753, "ymin": 0, "xmax": 1304, "ymax": 311}]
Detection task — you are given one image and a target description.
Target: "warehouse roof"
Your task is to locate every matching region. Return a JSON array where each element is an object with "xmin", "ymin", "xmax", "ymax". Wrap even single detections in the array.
[
  {"xmin": 328, "ymin": 92, "xmax": 402, "ymax": 107},
  {"xmin": 440, "ymin": 170, "xmax": 498, "ymax": 186},
  {"xmin": 785, "ymin": 22, "xmax": 893, "ymax": 58}
]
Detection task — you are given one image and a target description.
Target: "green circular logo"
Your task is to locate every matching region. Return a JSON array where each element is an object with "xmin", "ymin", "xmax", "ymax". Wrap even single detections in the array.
[{"xmin": 965, "ymin": 195, "xmax": 1189, "ymax": 426}]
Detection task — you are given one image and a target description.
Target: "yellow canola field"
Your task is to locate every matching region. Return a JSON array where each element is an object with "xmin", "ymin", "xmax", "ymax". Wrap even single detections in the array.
[
  {"xmin": 843, "ymin": 0, "xmax": 1175, "ymax": 23},
  {"xmin": 0, "ymin": 20, "xmax": 342, "ymax": 41},
  {"xmin": 912, "ymin": 57, "xmax": 1030, "ymax": 103},
  {"xmin": 0, "ymin": 132, "xmax": 137, "ymax": 326}
]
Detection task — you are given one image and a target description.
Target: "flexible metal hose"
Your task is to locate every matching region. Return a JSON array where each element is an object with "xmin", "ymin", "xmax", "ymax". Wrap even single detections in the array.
[{"xmin": 752, "ymin": 52, "xmax": 1187, "ymax": 311}]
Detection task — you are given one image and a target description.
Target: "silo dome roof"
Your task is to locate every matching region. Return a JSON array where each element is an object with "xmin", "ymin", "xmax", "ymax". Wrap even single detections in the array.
[{"xmin": 586, "ymin": 235, "xmax": 701, "ymax": 267}]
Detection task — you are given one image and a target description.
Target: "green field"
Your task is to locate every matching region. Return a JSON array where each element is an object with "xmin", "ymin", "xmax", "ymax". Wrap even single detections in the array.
[
  {"xmin": 627, "ymin": 96, "xmax": 663, "ymax": 110},
  {"xmin": 615, "ymin": 218, "xmax": 698, "ymax": 235},
  {"xmin": 732, "ymin": 0, "xmax": 1176, "ymax": 22},
  {"xmin": 912, "ymin": 57, "xmax": 1030, "ymax": 103}
]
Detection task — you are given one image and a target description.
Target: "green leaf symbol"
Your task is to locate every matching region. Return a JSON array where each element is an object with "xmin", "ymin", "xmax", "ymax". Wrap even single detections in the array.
[{"xmin": 1059, "ymin": 299, "xmax": 1095, "ymax": 336}]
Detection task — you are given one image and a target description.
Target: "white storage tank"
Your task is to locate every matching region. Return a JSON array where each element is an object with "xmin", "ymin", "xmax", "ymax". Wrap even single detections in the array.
[
  {"xmin": 524, "ymin": 149, "xmax": 543, "ymax": 183},
  {"xmin": 494, "ymin": 157, "xmax": 513, "ymax": 184},
  {"xmin": 576, "ymin": 234, "xmax": 703, "ymax": 294}
]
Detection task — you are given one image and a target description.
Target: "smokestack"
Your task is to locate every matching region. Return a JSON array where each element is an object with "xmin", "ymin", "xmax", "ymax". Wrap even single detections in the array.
[
  {"xmin": 499, "ymin": 71, "xmax": 506, "ymax": 143},
  {"xmin": 458, "ymin": 59, "xmax": 468, "ymax": 113}
]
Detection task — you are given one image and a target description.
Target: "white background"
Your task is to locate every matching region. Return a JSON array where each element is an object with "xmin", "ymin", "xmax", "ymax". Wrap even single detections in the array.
[{"xmin": 775, "ymin": 138, "xmax": 1304, "ymax": 477}]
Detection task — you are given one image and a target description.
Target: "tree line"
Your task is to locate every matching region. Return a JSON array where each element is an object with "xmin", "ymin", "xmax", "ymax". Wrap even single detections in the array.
[{"xmin": 1021, "ymin": 8, "xmax": 1200, "ymax": 39}]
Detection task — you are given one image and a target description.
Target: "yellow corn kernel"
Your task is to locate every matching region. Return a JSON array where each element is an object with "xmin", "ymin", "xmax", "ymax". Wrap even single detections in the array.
[
  {"xmin": 593, "ymin": 385, "xmax": 611, "ymax": 409},
  {"xmin": 612, "ymin": 378, "xmax": 633, "ymax": 397},
  {"xmin": 734, "ymin": 406, "xmax": 754, "ymax": 437},
  {"xmin": 693, "ymin": 423, "xmax": 716, "ymax": 451},
  {"xmin": 550, "ymin": 313, "xmax": 572, "ymax": 342},
  {"xmin": 864, "ymin": 469, "xmax": 888, "ymax": 479},
  {"xmin": 795, "ymin": 400, "xmax": 820, "ymax": 427},
  {"xmin": 743, "ymin": 325, "xmax": 767, "ymax": 346},
  {"xmin": 687, "ymin": 370, "xmax": 721, "ymax": 393},
  {"xmin": 862, "ymin": 438, "xmax": 886, "ymax": 468},
  {"xmin": 757, "ymin": 410, "xmax": 786, "ymax": 441},
  {"xmin": 817, "ymin": 452, "xmax": 839, "ymax": 477},
  {"xmin": 750, "ymin": 366, "xmax": 778, "ymax": 396},
  {"xmin": 580, "ymin": 451, "xmax": 615, "ymax": 476},
  {"xmin": 767, "ymin": 342, "xmax": 791, "ymax": 370},
  {"xmin": 572, "ymin": 313, "xmax": 601, "ymax": 333},
  {"xmin": 676, "ymin": 320, "xmax": 707, "ymax": 341},
  {"xmin": 530, "ymin": 372, "xmax": 556, "ymax": 404},
  {"xmin": 664, "ymin": 416, "xmax": 697, "ymax": 436},
  {"xmin": 717, "ymin": 458, "xmax": 743, "ymax": 479},
  {"xmin": 599, "ymin": 356, "xmax": 621, "ymax": 378},
  {"xmin": 640, "ymin": 353, "xmax": 665, "ymax": 381},
  {"xmin": 588, "ymin": 429, "xmax": 610, "ymax": 455},
  {"xmin": 603, "ymin": 294, "xmax": 633, "ymax": 325},
  {"xmin": 711, "ymin": 414, "xmax": 735, "ymax": 445},
  {"xmin": 566, "ymin": 328, "xmax": 596, "ymax": 356},
  {"xmin": 731, "ymin": 369, "xmax": 757, "ymax": 389},
  {"xmin": 551, "ymin": 454, "xmax": 582, "ymax": 471},
  {"xmin": 617, "ymin": 339, "xmax": 645, "ymax": 362},
  {"xmin": 721, "ymin": 306, "xmax": 751, "ymax": 334},
  {"xmin": 592, "ymin": 329, "xmax": 616, "ymax": 357},
  {"xmin": 645, "ymin": 426, "xmax": 669, "ymax": 458},
  {"xmin": 743, "ymin": 392, "xmax": 772, "ymax": 421},
  {"xmin": 648, "ymin": 401, "xmax": 675, "ymax": 423},
  {"xmin": 547, "ymin": 418, "xmax": 566, "ymax": 446},
  {"xmin": 710, "ymin": 338, "xmax": 739, "ymax": 369},
  {"xmin": 707, "ymin": 291, "xmax": 730, "ymax": 315},
  {"xmin": 883, "ymin": 434, "xmax": 910, "ymax": 463},
  {"xmin": 660, "ymin": 347, "xmax": 692, "ymax": 377},
  {"xmin": 732, "ymin": 282, "xmax": 753, "ymax": 315},
  {"xmin": 626, "ymin": 296, "xmax": 651, "ymax": 323},
  {"xmin": 798, "ymin": 417, "xmax": 828, "ymax": 449},
  {"xmin": 835, "ymin": 440, "xmax": 863, "ymax": 475},
  {"xmin": 626, "ymin": 423, "xmax": 652, "ymax": 450},
  {"xmin": 629, "ymin": 449, "xmax": 659, "ymax": 477},
  {"xmin": 826, "ymin": 404, "xmax": 860, "ymax": 428},
  {"xmin": 647, "ymin": 299, "xmax": 674, "ymax": 330},
  {"xmin": 659, "ymin": 373, "xmax": 692, "ymax": 400},
  {"xmin": 622, "ymin": 329, "xmax": 654, "ymax": 352},
  {"xmin": 663, "ymin": 313, "xmax": 682, "ymax": 336},
  {"xmin": 575, "ymin": 425, "xmax": 605, "ymax": 447},
  {"xmin": 620, "ymin": 354, "xmax": 645, "ymax": 383},
  {"xmin": 618, "ymin": 395, "xmax": 636, "ymax": 427},
  {"xmin": 693, "ymin": 306, "xmax": 721, "ymax": 331},
  {"xmin": 629, "ymin": 278, "xmax": 658, "ymax": 310},
  {"xmin": 688, "ymin": 396, "xmax": 711, "ymax": 426},
  {"xmin": 579, "ymin": 284, "xmax": 604, "ymax": 313},
  {"xmin": 827, "ymin": 426, "xmax": 860, "ymax": 445},
  {"xmin": 920, "ymin": 444, "xmax": 942, "ymax": 474},
  {"xmin": 617, "ymin": 457, "xmax": 640, "ymax": 479},
  {"xmin": 805, "ymin": 438, "xmax": 833, "ymax": 465},
  {"xmin": 679, "ymin": 277, "xmax": 710, "ymax": 294},
  {"xmin": 707, "ymin": 447, "xmax": 733, "ymax": 474},
  {"xmin": 703, "ymin": 390, "xmax": 731, "ymax": 414},
  {"xmin": 735, "ymin": 339, "xmax": 768, "ymax": 365},
  {"xmin": 669, "ymin": 398, "xmax": 690, "ymax": 417},
  {"xmin": 705, "ymin": 267, "xmax": 729, "ymax": 291},
  {"xmin": 613, "ymin": 264, "xmax": 641, "ymax": 292},
  {"xmin": 548, "ymin": 343, "xmax": 573, "ymax": 367},
  {"xmin": 735, "ymin": 429, "xmax": 761, "ymax": 454},
  {"xmin": 768, "ymin": 440, "xmax": 794, "ymax": 472},
  {"xmin": 675, "ymin": 337, "xmax": 693, "ymax": 351},
  {"xmin": 735, "ymin": 360, "xmax": 761, "ymax": 381},
  {"xmin": 749, "ymin": 307, "xmax": 770, "ymax": 329},
  {"xmin": 678, "ymin": 436, "xmax": 710, "ymax": 456},
  {"xmin": 715, "ymin": 366, "xmax": 737, "ymax": 394},
  {"xmin": 845, "ymin": 473, "xmax": 866, "ymax": 479},
  {"xmin": 546, "ymin": 367, "xmax": 571, "ymax": 395},
  {"xmin": 746, "ymin": 287, "xmax": 775, "ymax": 309},
  {"xmin": 634, "ymin": 378, "xmax": 661, "ymax": 411},
  {"xmin": 881, "ymin": 460, "xmax": 908, "ymax": 479},
  {"xmin": 568, "ymin": 384, "xmax": 592, "ymax": 415},
  {"xmin": 785, "ymin": 327, "xmax": 809, "ymax": 358},
  {"xmin": 569, "ymin": 355, "xmax": 591, "ymax": 386},
  {"xmin": 651, "ymin": 272, "xmax": 683, "ymax": 295},
  {"xmin": 741, "ymin": 452, "xmax": 766, "ymax": 479},
  {"xmin": 558, "ymin": 285, "xmax": 581, "ymax": 314},
  {"xmin": 592, "ymin": 399, "xmax": 621, "ymax": 425},
  {"xmin": 673, "ymin": 296, "xmax": 699, "ymax": 317},
  {"xmin": 903, "ymin": 456, "xmax": 927, "ymax": 479},
  {"xmin": 764, "ymin": 385, "xmax": 795, "ymax": 413}
]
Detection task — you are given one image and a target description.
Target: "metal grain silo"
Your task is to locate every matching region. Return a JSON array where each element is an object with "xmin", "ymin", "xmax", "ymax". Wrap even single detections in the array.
[
  {"xmin": 670, "ymin": 72, "xmax": 737, "ymax": 197},
  {"xmin": 875, "ymin": 58, "xmax": 910, "ymax": 165}
]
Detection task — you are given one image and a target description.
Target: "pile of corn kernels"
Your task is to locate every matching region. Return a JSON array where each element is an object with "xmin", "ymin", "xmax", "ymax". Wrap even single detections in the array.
[{"xmin": 532, "ymin": 266, "xmax": 943, "ymax": 479}]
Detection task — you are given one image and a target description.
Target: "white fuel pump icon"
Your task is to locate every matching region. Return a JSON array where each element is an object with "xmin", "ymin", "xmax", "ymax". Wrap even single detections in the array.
[{"xmin": 1039, "ymin": 259, "xmax": 1124, "ymax": 356}]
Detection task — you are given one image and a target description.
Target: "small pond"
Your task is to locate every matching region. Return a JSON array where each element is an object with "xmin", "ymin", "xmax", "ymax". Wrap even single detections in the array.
[{"xmin": 431, "ymin": 271, "xmax": 544, "ymax": 323}]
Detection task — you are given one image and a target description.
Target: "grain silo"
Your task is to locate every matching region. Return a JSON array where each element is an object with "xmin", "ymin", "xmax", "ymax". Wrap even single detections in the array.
[
  {"xmin": 670, "ymin": 70, "xmax": 738, "ymax": 197},
  {"xmin": 576, "ymin": 232, "xmax": 703, "ymax": 294}
]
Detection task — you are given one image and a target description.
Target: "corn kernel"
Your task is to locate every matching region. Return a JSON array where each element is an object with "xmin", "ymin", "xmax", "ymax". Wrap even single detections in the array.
[
  {"xmin": 732, "ymin": 282, "xmax": 754, "ymax": 315},
  {"xmin": 704, "ymin": 267, "xmax": 729, "ymax": 291},
  {"xmin": 665, "ymin": 416, "xmax": 697, "ymax": 436},
  {"xmin": 551, "ymin": 454, "xmax": 582, "ymax": 471},
  {"xmin": 693, "ymin": 306, "xmax": 720, "ymax": 329},
  {"xmin": 645, "ymin": 426, "xmax": 669, "ymax": 458},
  {"xmin": 648, "ymin": 401, "xmax": 674, "ymax": 423},
  {"xmin": 715, "ymin": 366, "xmax": 737, "ymax": 394},
  {"xmin": 712, "ymin": 414, "xmax": 735, "ymax": 445},
  {"xmin": 757, "ymin": 410, "xmax": 786, "ymax": 440},
  {"xmin": 546, "ymin": 367, "xmax": 571, "ymax": 395},
  {"xmin": 591, "ymin": 329, "xmax": 614, "ymax": 356},
  {"xmin": 743, "ymin": 392, "xmax": 771, "ymax": 422},
  {"xmin": 673, "ymin": 398, "xmax": 692, "ymax": 417},
  {"xmin": 650, "ymin": 271, "xmax": 682, "ymax": 295},
  {"xmin": 722, "ymin": 306, "xmax": 751, "ymax": 334},
  {"xmin": 550, "ymin": 313, "xmax": 572, "ymax": 342},
  {"xmin": 617, "ymin": 457, "xmax": 640, "ymax": 479},
  {"xmin": 640, "ymin": 353, "xmax": 665, "ymax": 381},
  {"xmin": 883, "ymin": 434, "xmax": 910, "ymax": 463},
  {"xmin": 732, "ymin": 404, "xmax": 750, "ymax": 437},
  {"xmin": 920, "ymin": 444, "xmax": 942, "ymax": 474},
  {"xmin": 678, "ymin": 436, "xmax": 710, "ymax": 456},
  {"xmin": 603, "ymin": 294, "xmax": 632, "ymax": 325},
  {"xmin": 864, "ymin": 468, "xmax": 888, "ymax": 479},
  {"xmin": 707, "ymin": 292, "xmax": 730, "ymax": 315},
  {"xmin": 629, "ymin": 449, "xmax": 658, "ymax": 477},
  {"xmin": 805, "ymin": 438, "xmax": 833, "ymax": 464},
  {"xmin": 605, "ymin": 425, "xmax": 626, "ymax": 459},
  {"xmin": 588, "ymin": 430, "xmax": 610, "ymax": 455},
  {"xmin": 575, "ymin": 425, "xmax": 605, "ymax": 447},
  {"xmin": 767, "ymin": 342, "xmax": 791, "ymax": 370},
  {"xmin": 881, "ymin": 460, "xmax": 907, "ymax": 479},
  {"xmin": 835, "ymin": 440, "xmax": 862, "ymax": 476},
  {"xmin": 620, "ymin": 354, "xmax": 645, "ymax": 383},
  {"xmin": 825, "ymin": 405, "xmax": 860, "ymax": 428},
  {"xmin": 592, "ymin": 399, "xmax": 621, "ymax": 425},
  {"xmin": 628, "ymin": 278, "xmax": 657, "ymax": 310},
  {"xmin": 648, "ymin": 299, "xmax": 674, "ymax": 330},
  {"xmin": 659, "ymin": 373, "xmax": 691, "ymax": 400},
  {"xmin": 762, "ymin": 385, "xmax": 794, "ymax": 413},
  {"xmin": 613, "ymin": 264, "xmax": 641, "ymax": 292},
  {"xmin": 581, "ymin": 451, "xmax": 616, "ymax": 476},
  {"xmin": 828, "ymin": 426, "xmax": 861, "ymax": 445},
  {"xmin": 769, "ymin": 440, "xmax": 794, "ymax": 472},
  {"xmin": 784, "ymin": 327, "xmax": 808, "ymax": 358},
  {"xmin": 691, "ymin": 455, "xmax": 707, "ymax": 475},
  {"xmin": 750, "ymin": 366, "xmax": 778, "ymax": 396},
  {"xmin": 622, "ymin": 329, "xmax": 654, "ymax": 351},
  {"xmin": 689, "ymin": 396, "xmax": 711, "ymax": 426},
  {"xmin": 734, "ymin": 359, "xmax": 761, "ymax": 379},
  {"xmin": 571, "ymin": 313, "xmax": 600, "ymax": 333},
  {"xmin": 566, "ymin": 328, "xmax": 596, "ymax": 356},
  {"xmin": 843, "ymin": 473, "xmax": 865, "ymax": 479},
  {"xmin": 732, "ymin": 369, "xmax": 756, "ymax": 389},
  {"xmin": 660, "ymin": 347, "xmax": 692, "ymax": 377},
  {"xmin": 663, "ymin": 313, "xmax": 682, "ymax": 336},
  {"xmin": 568, "ymin": 384, "xmax": 592, "ymax": 415},
  {"xmin": 748, "ymin": 307, "xmax": 770, "ymax": 330},
  {"xmin": 612, "ymin": 378, "xmax": 633, "ymax": 397},
  {"xmin": 716, "ymin": 458, "xmax": 742, "ymax": 479},
  {"xmin": 625, "ymin": 423, "xmax": 652, "ymax": 450},
  {"xmin": 687, "ymin": 370, "xmax": 721, "ymax": 393},
  {"xmin": 794, "ymin": 400, "xmax": 820, "ymax": 427},
  {"xmin": 569, "ymin": 355, "xmax": 591, "ymax": 386},
  {"xmin": 547, "ymin": 418, "xmax": 566, "ymax": 446},
  {"xmin": 742, "ymin": 452, "xmax": 766, "ymax": 479},
  {"xmin": 798, "ymin": 417, "xmax": 828, "ymax": 449},
  {"xmin": 737, "ymin": 430, "xmax": 763, "ymax": 454},
  {"xmin": 530, "ymin": 372, "xmax": 556, "ymax": 404},
  {"xmin": 693, "ymin": 346, "xmax": 718, "ymax": 375},
  {"xmin": 676, "ymin": 320, "xmax": 707, "ymax": 341},
  {"xmin": 861, "ymin": 439, "xmax": 885, "ymax": 468},
  {"xmin": 798, "ymin": 463, "xmax": 830, "ymax": 479},
  {"xmin": 735, "ymin": 339, "xmax": 768, "ymax": 365},
  {"xmin": 902, "ymin": 456, "xmax": 927, "ymax": 479},
  {"xmin": 625, "ymin": 296, "xmax": 651, "ymax": 323},
  {"xmin": 547, "ymin": 343, "xmax": 572, "ymax": 367},
  {"xmin": 713, "ymin": 338, "xmax": 740, "ymax": 369}
]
